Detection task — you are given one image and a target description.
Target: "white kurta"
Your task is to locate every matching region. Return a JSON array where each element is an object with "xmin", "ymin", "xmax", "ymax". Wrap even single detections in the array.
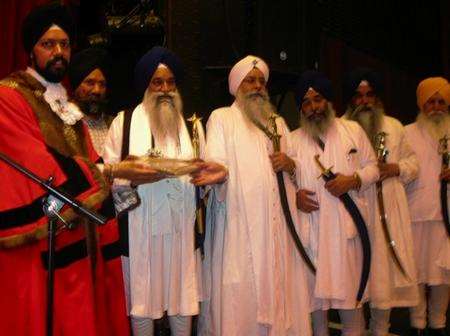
[
  {"xmin": 405, "ymin": 122, "xmax": 450, "ymax": 285},
  {"xmin": 199, "ymin": 102, "xmax": 312, "ymax": 336},
  {"xmin": 288, "ymin": 118, "xmax": 379, "ymax": 310},
  {"xmin": 360, "ymin": 116, "xmax": 419, "ymax": 309},
  {"xmin": 103, "ymin": 104, "xmax": 200, "ymax": 319}
]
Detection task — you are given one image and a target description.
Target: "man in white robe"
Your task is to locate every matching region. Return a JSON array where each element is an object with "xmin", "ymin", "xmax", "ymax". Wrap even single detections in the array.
[
  {"xmin": 343, "ymin": 68, "xmax": 419, "ymax": 336},
  {"xmin": 103, "ymin": 47, "xmax": 201, "ymax": 336},
  {"xmin": 404, "ymin": 77, "xmax": 450, "ymax": 336},
  {"xmin": 290, "ymin": 70, "xmax": 379, "ymax": 336},
  {"xmin": 192, "ymin": 55, "xmax": 312, "ymax": 336}
]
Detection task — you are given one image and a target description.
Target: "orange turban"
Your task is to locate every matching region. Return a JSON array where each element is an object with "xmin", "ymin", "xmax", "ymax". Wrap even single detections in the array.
[{"xmin": 416, "ymin": 77, "xmax": 450, "ymax": 110}]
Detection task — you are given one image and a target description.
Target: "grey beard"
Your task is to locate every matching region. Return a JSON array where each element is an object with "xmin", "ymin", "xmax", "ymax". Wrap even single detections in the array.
[
  {"xmin": 300, "ymin": 103, "xmax": 335, "ymax": 139},
  {"xmin": 417, "ymin": 111, "xmax": 450, "ymax": 142},
  {"xmin": 346, "ymin": 105, "xmax": 384, "ymax": 145},
  {"xmin": 237, "ymin": 90, "xmax": 275, "ymax": 129},
  {"xmin": 143, "ymin": 90, "xmax": 184, "ymax": 150}
]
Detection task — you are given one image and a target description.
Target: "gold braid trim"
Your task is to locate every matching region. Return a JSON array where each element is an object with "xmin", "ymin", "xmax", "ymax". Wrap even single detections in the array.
[{"xmin": 0, "ymin": 175, "xmax": 108, "ymax": 249}]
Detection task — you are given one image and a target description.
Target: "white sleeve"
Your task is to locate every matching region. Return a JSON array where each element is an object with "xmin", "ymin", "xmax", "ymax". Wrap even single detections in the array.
[
  {"xmin": 205, "ymin": 110, "xmax": 229, "ymax": 202},
  {"xmin": 396, "ymin": 125, "xmax": 419, "ymax": 185},
  {"xmin": 354, "ymin": 125, "xmax": 380, "ymax": 191},
  {"xmin": 102, "ymin": 111, "xmax": 125, "ymax": 164}
]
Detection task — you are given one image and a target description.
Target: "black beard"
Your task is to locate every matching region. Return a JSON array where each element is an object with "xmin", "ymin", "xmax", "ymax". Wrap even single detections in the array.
[
  {"xmin": 75, "ymin": 97, "xmax": 108, "ymax": 117},
  {"xmin": 34, "ymin": 55, "xmax": 69, "ymax": 83}
]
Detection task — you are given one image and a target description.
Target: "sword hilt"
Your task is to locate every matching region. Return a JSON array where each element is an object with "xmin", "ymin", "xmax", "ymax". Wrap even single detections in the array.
[
  {"xmin": 268, "ymin": 114, "xmax": 281, "ymax": 152},
  {"xmin": 439, "ymin": 135, "xmax": 450, "ymax": 168},
  {"xmin": 375, "ymin": 132, "xmax": 389, "ymax": 163},
  {"xmin": 188, "ymin": 113, "xmax": 203, "ymax": 159},
  {"xmin": 314, "ymin": 154, "xmax": 334, "ymax": 180}
]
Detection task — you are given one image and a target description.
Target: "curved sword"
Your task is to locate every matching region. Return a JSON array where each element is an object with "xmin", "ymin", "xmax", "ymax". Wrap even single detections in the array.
[
  {"xmin": 264, "ymin": 115, "xmax": 317, "ymax": 274},
  {"xmin": 375, "ymin": 132, "xmax": 410, "ymax": 278},
  {"xmin": 314, "ymin": 154, "xmax": 371, "ymax": 306}
]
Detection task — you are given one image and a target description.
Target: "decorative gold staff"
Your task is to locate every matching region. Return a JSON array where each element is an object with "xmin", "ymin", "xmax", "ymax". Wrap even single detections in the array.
[{"xmin": 187, "ymin": 113, "xmax": 205, "ymax": 247}]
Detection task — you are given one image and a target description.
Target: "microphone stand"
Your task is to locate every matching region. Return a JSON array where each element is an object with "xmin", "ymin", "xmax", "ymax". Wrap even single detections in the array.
[{"xmin": 0, "ymin": 152, "xmax": 106, "ymax": 336}]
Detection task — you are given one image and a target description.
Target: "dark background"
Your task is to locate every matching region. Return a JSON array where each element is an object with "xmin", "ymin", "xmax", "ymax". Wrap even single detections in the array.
[{"xmin": 1, "ymin": 0, "xmax": 449, "ymax": 130}]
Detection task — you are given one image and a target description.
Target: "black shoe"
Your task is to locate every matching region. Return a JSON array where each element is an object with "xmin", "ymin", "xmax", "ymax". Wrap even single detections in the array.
[
  {"xmin": 409, "ymin": 328, "xmax": 426, "ymax": 336},
  {"xmin": 428, "ymin": 328, "xmax": 447, "ymax": 336}
]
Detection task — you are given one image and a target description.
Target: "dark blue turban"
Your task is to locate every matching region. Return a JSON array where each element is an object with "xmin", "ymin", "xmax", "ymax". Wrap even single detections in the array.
[
  {"xmin": 69, "ymin": 48, "xmax": 111, "ymax": 90},
  {"xmin": 343, "ymin": 67, "xmax": 383, "ymax": 105},
  {"xmin": 22, "ymin": 3, "xmax": 75, "ymax": 54},
  {"xmin": 134, "ymin": 46, "xmax": 183, "ymax": 97},
  {"xmin": 295, "ymin": 70, "xmax": 333, "ymax": 108}
]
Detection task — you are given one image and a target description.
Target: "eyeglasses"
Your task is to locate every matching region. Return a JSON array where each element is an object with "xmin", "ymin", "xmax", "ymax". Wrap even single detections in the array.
[{"xmin": 38, "ymin": 39, "xmax": 70, "ymax": 51}]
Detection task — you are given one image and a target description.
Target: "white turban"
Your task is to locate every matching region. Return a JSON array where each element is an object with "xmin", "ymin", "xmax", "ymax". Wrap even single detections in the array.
[{"xmin": 228, "ymin": 55, "xmax": 269, "ymax": 96}]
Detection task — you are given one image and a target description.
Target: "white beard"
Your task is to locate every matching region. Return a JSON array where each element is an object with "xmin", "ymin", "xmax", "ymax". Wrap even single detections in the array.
[
  {"xmin": 143, "ymin": 89, "xmax": 184, "ymax": 151},
  {"xmin": 345, "ymin": 104, "xmax": 384, "ymax": 145},
  {"xmin": 236, "ymin": 89, "xmax": 275, "ymax": 129},
  {"xmin": 300, "ymin": 102, "xmax": 335, "ymax": 139},
  {"xmin": 417, "ymin": 111, "xmax": 450, "ymax": 142}
]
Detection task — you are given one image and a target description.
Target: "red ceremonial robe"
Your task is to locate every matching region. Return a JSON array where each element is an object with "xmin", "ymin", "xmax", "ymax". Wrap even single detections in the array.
[{"xmin": 0, "ymin": 71, "xmax": 110, "ymax": 336}]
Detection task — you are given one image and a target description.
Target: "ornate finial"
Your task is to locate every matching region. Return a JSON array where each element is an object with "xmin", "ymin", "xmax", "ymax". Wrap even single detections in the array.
[
  {"xmin": 268, "ymin": 114, "xmax": 281, "ymax": 151},
  {"xmin": 188, "ymin": 113, "xmax": 202, "ymax": 158},
  {"xmin": 375, "ymin": 132, "xmax": 389, "ymax": 162},
  {"xmin": 188, "ymin": 113, "xmax": 202, "ymax": 124},
  {"xmin": 439, "ymin": 135, "xmax": 449, "ymax": 155}
]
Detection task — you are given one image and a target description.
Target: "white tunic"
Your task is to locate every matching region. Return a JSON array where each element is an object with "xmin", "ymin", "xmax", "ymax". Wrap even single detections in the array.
[
  {"xmin": 103, "ymin": 104, "xmax": 200, "ymax": 318},
  {"xmin": 404, "ymin": 122, "xmax": 450, "ymax": 285},
  {"xmin": 199, "ymin": 103, "xmax": 312, "ymax": 336},
  {"xmin": 362, "ymin": 116, "xmax": 419, "ymax": 309},
  {"xmin": 288, "ymin": 118, "xmax": 379, "ymax": 310}
]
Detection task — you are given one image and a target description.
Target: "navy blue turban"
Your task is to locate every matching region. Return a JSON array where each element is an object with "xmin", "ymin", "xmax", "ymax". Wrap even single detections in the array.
[
  {"xmin": 134, "ymin": 46, "xmax": 184, "ymax": 97},
  {"xmin": 69, "ymin": 48, "xmax": 111, "ymax": 90},
  {"xmin": 22, "ymin": 3, "xmax": 75, "ymax": 54},
  {"xmin": 343, "ymin": 67, "xmax": 383, "ymax": 105},
  {"xmin": 295, "ymin": 70, "xmax": 333, "ymax": 107}
]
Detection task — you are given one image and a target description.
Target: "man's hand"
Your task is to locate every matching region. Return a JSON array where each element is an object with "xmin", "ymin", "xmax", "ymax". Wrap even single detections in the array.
[
  {"xmin": 325, "ymin": 173, "xmax": 359, "ymax": 197},
  {"xmin": 440, "ymin": 167, "xmax": 450, "ymax": 182},
  {"xmin": 190, "ymin": 161, "xmax": 228, "ymax": 186},
  {"xmin": 110, "ymin": 159, "xmax": 166, "ymax": 185},
  {"xmin": 378, "ymin": 162, "xmax": 399, "ymax": 181},
  {"xmin": 296, "ymin": 189, "xmax": 319, "ymax": 213},
  {"xmin": 269, "ymin": 152, "xmax": 295, "ymax": 173}
]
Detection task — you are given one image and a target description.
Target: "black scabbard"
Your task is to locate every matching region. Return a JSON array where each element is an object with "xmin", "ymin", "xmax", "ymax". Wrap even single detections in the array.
[
  {"xmin": 440, "ymin": 180, "xmax": 450, "ymax": 237},
  {"xmin": 321, "ymin": 172, "xmax": 371, "ymax": 303},
  {"xmin": 276, "ymin": 171, "xmax": 317, "ymax": 274}
]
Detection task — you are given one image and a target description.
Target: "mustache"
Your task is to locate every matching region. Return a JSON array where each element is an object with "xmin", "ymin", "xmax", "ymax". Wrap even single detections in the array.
[
  {"xmin": 46, "ymin": 56, "xmax": 69, "ymax": 68},
  {"xmin": 245, "ymin": 91, "xmax": 269, "ymax": 100},
  {"xmin": 153, "ymin": 92, "xmax": 176, "ymax": 105},
  {"xmin": 352, "ymin": 104, "xmax": 374, "ymax": 115}
]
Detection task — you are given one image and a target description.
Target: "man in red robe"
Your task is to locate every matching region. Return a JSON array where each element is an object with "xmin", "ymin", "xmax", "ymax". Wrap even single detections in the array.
[{"xmin": 0, "ymin": 4, "xmax": 154, "ymax": 335}]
